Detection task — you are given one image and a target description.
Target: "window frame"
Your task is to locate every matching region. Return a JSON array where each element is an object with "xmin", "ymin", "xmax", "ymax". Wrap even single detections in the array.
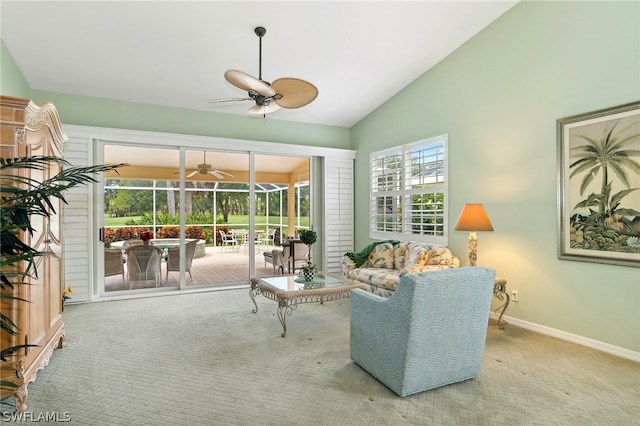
[{"xmin": 369, "ymin": 134, "xmax": 448, "ymax": 245}]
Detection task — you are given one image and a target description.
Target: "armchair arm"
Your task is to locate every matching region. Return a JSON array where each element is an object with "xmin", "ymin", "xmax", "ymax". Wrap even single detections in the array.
[{"xmin": 350, "ymin": 288, "xmax": 411, "ymax": 393}]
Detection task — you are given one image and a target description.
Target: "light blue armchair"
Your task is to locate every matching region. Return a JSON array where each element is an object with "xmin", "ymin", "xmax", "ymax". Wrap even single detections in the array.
[{"xmin": 350, "ymin": 267, "xmax": 496, "ymax": 397}]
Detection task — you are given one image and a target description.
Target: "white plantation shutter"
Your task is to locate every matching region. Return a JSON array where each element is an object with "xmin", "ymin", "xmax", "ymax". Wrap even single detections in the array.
[
  {"xmin": 62, "ymin": 136, "xmax": 95, "ymax": 302},
  {"xmin": 370, "ymin": 134, "xmax": 448, "ymax": 245},
  {"xmin": 323, "ymin": 156, "xmax": 354, "ymax": 273}
]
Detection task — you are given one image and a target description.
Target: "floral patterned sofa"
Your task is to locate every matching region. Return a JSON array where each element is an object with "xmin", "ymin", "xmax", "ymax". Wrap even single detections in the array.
[{"xmin": 341, "ymin": 241, "xmax": 460, "ymax": 298}]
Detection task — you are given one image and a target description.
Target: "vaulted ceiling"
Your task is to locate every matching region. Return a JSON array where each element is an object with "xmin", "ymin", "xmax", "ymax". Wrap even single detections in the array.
[{"xmin": 1, "ymin": 1, "xmax": 517, "ymax": 128}]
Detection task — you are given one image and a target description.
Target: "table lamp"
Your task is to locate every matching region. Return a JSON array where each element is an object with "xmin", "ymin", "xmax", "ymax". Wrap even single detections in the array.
[{"xmin": 454, "ymin": 203, "xmax": 494, "ymax": 266}]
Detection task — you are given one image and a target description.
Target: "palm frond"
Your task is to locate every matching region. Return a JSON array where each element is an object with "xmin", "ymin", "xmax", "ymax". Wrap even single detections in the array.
[{"xmin": 1, "ymin": 155, "xmax": 127, "ymax": 396}]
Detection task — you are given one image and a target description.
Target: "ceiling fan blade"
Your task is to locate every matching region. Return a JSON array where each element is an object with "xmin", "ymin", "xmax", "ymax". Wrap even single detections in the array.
[
  {"xmin": 207, "ymin": 97, "xmax": 252, "ymax": 104},
  {"xmin": 187, "ymin": 170, "xmax": 199, "ymax": 178},
  {"xmin": 248, "ymin": 102, "xmax": 281, "ymax": 116},
  {"xmin": 210, "ymin": 170, "xmax": 234, "ymax": 179},
  {"xmin": 176, "ymin": 169, "xmax": 196, "ymax": 175},
  {"xmin": 271, "ymin": 78, "xmax": 318, "ymax": 109},
  {"xmin": 225, "ymin": 70, "xmax": 275, "ymax": 97}
]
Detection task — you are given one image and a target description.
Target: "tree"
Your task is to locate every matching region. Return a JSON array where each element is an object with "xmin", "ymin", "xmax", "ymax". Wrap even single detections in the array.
[
  {"xmin": 570, "ymin": 118, "xmax": 640, "ymax": 215},
  {"xmin": 166, "ymin": 181, "xmax": 176, "ymax": 215},
  {"xmin": 109, "ymin": 189, "xmax": 133, "ymax": 217},
  {"xmin": 216, "ymin": 184, "xmax": 249, "ymax": 222}
]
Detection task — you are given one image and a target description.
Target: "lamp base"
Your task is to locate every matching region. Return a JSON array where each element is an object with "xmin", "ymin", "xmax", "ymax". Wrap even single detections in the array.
[{"xmin": 468, "ymin": 232, "xmax": 478, "ymax": 266}]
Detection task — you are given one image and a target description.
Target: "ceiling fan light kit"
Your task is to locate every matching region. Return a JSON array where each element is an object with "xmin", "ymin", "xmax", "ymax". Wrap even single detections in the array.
[{"xmin": 208, "ymin": 26, "xmax": 318, "ymax": 116}]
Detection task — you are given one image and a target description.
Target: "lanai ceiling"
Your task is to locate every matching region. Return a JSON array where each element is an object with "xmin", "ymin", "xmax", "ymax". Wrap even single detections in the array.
[
  {"xmin": 103, "ymin": 146, "xmax": 309, "ymax": 183},
  {"xmin": 1, "ymin": 1, "xmax": 518, "ymax": 129}
]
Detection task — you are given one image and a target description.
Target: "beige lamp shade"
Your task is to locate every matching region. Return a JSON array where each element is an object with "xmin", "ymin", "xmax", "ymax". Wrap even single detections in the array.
[{"xmin": 454, "ymin": 204, "xmax": 494, "ymax": 232}]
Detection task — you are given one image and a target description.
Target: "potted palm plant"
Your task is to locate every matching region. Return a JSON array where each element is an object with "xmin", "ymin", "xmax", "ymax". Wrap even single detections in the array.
[{"xmin": 0, "ymin": 155, "xmax": 123, "ymax": 411}]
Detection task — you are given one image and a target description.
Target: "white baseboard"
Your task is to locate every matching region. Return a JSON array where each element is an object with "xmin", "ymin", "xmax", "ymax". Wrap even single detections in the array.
[{"xmin": 503, "ymin": 315, "xmax": 640, "ymax": 363}]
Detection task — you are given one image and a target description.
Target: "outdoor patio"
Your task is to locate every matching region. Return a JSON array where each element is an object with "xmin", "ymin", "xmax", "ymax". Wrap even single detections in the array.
[{"xmin": 104, "ymin": 243, "xmax": 285, "ymax": 292}]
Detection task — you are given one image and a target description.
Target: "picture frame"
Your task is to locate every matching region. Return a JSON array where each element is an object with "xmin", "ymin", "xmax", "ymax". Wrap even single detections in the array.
[{"xmin": 557, "ymin": 101, "xmax": 640, "ymax": 267}]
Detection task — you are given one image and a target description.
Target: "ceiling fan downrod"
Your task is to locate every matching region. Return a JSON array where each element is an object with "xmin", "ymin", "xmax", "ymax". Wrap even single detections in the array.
[{"xmin": 255, "ymin": 26, "xmax": 266, "ymax": 81}]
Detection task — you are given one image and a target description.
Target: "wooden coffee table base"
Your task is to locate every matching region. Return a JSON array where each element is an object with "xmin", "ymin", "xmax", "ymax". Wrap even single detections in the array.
[{"xmin": 250, "ymin": 275, "xmax": 366, "ymax": 337}]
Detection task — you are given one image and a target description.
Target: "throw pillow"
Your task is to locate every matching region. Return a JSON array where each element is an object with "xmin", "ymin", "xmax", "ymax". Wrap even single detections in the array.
[
  {"xmin": 425, "ymin": 246, "xmax": 453, "ymax": 265},
  {"xmin": 393, "ymin": 243, "xmax": 409, "ymax": 270},
  {"xmin": 404, "ymin": 246, "xmax": 429, "ymax": 268},
  {"xmin": 367, "ymin": 242, "xmax": 395, "ymax": 268}
]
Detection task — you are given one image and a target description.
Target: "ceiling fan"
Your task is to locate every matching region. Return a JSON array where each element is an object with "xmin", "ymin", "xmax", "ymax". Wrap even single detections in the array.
[
  {"xmin": 183, "ymin": 152, "xmax": 233, "ymax": 179},
  {"xmin": 207, "ymin": 26, "xmax": 318, "ymax": 116}
]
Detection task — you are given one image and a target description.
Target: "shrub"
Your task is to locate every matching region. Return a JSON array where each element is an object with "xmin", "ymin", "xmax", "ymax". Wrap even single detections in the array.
[
  {"xmin": 105, "ymin": 227, "xmax": 152, "ymax": 242},
  {"xmin": 103, "ymin": 227, "xmax": 116, "ymax": 243},
  {"xmin": 157, "ymin": 226, "xmax": 179, "ymax": 238},
  {"xmin": 157, "ymin": 225, "xmax": 205, "ymax": 240},
  {"xmin": 186, "ymin": 226, "xmax": 205, "ymax": 240}
]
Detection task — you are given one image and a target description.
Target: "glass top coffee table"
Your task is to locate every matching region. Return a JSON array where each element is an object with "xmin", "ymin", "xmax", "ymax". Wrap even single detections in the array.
[{"xmin": 250, "ymin": 272, "xmax": 367, "ymax": 337}]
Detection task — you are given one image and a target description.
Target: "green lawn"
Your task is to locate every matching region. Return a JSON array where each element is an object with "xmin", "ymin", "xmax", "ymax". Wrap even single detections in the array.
[
  {"xmin": 104, "ymin": 216, "xmax": 143, "ymax": 226},
  {"xmin": 104, "ymin": 215, "xmax": 309, "ymax": 230}
]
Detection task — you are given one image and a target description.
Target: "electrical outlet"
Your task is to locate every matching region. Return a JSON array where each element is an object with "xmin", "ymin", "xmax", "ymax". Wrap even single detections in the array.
[{"xmin": 511, "ymin": 290, "xmax": 519, "ymax": 302}]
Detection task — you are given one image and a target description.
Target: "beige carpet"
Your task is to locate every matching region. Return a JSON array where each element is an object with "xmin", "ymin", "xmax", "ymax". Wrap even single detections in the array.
[{"xmin": 14, "ymin": 288, "xmax": 640, "ymax": 425}]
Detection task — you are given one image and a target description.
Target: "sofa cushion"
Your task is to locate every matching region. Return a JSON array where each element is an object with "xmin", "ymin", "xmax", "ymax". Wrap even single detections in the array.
[
  {"xmin": 346, "ymin": 267, "xmax": 400, "ymax": 292},
  {"xmin": 365, "ymin": 242, "xmax": 395, "ymax": 269},
  {"xmin": 393, "ymin": 242, "xmax": 410, "ymax": 270},
  {"xmin": 405, "ymin": 245, "xmax": 430, "ymax": 268},
  {"xmin": 399, "ymin": 264, "xmax": 458, "ymax": 277},
  {"xmin": 426, "ymin": 246, "xmax": 454, "ymax": 266}
]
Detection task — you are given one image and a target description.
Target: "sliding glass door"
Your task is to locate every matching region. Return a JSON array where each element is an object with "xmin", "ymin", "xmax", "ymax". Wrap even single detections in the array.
[{"xmin": 100, "ymin": 143, "xmax": 312, "ymax": 296}]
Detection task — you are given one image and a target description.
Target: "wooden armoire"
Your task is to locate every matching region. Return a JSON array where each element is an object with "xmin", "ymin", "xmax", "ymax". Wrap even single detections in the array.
[{"xmin": 0, "ymin": 95, "xmax": 66, "ymax": 412}]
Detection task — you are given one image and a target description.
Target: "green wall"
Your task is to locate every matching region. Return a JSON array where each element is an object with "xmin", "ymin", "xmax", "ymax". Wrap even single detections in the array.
[
  {"xmin": 30, "ymin": 90, "xmax": 350, "ymax": 149},
  {"xmin": 1, "ymin": 40, "xmax": 30, "ymax": 97},
  {"xmin": 351, "ymin": 1, "xmax": 639, "ymax": 352},
  {"xmin": 2, "ymin": 40, "xmax": 349, "ymax": 148}
]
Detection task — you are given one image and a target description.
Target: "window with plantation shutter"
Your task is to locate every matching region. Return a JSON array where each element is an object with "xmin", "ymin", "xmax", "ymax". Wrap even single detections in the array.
[{"xmin": 370, "ymin": 134, "xmax": 448, "ymax": 245}]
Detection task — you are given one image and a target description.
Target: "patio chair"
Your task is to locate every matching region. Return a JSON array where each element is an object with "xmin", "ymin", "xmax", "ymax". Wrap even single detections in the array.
[
  {"xmin": 218, "ymin": 230, "xmax": 238, "ymax": 252},
  {"xmin": 104, "ymin": 247, "xmax": 125, "ymax": 285},
  {"xmin": 125, "ymin": 245, "xmax": 163, "ymax": 288},
  {"xmin": 254, "ymin": 229, "xmax": 265, "ymax": 251},
  {"xmin": 166, "ymin": 240, "xmax": 197, "ymax": 282},
  {"xmin": 282, "ymin": 239, "xmax": 309, "ymax": 274},
  {"xmin": 262, "ymin": 228, "xmax": 276, "ymax": 247},
  {"xmin": 350, "ymin": 267, "xmax": 496, "ymax": 397},
  {"xmin": 272, "ymin": 228, "xmax": 284, "ymax": 246},
  {"xmin": 123, "ymin": 239, "xmax": 144, "ymax": 248}
]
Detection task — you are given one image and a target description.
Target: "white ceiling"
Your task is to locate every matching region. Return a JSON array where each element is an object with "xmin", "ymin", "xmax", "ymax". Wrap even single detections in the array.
[{"xmin": 1, "ymin": 1, "xmax": 518, "ymax": 129}]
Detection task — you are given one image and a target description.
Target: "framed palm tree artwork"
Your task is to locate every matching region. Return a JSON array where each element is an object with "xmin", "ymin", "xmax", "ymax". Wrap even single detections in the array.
[{"xmin": 557, "ymin": 101, "xmax": 640, "ymax": 267}]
